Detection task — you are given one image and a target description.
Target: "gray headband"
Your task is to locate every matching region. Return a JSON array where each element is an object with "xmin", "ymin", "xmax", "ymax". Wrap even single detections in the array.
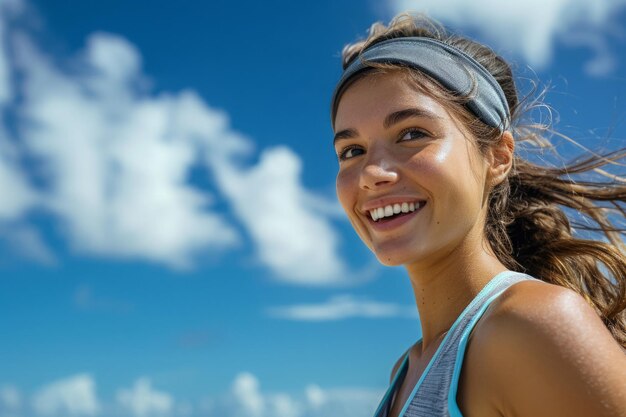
[{"xmin": 331, "ymin": 37, "xmax": 510, "ymax": 131}]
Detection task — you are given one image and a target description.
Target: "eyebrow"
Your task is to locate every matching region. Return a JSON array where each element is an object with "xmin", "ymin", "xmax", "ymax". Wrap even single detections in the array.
[
  {"xmin": 333, "ymin": 107, "xmax": 442, "ymax": 145},
  {"xmin": 383, "ymin": 107, "xmax": 442, "ymax": 129}
]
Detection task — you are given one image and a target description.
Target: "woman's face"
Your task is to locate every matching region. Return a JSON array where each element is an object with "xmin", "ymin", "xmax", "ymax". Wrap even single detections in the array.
[{"xmin": 334, "ymin": 72, "xmax": 493, "ymax": 267}]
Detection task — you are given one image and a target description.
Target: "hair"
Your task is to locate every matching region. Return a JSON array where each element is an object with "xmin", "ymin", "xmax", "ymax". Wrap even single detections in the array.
[{"xmin": 334, "ymin": 13, "xmax": 626, "ymax": 347}]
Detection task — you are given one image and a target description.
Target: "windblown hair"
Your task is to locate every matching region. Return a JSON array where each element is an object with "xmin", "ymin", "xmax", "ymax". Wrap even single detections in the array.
[{"xmin": 335, "ymin": 13, "xmax": 626, "ymax": 347}]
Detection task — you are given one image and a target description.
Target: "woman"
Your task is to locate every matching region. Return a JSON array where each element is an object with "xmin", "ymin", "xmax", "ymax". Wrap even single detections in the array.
[{"xmin": 330, "ymin": 13, "xmax": 626, "ymax": 417}]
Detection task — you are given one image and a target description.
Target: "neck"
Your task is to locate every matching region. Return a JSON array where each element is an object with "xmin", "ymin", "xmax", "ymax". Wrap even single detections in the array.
[{"xmin": 405, "ymin": 234, "xmax": 508, "ymax": 353}]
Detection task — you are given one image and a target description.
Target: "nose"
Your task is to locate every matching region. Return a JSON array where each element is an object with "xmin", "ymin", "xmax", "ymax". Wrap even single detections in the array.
[{"xmin": 359, "ymin": 149, "xmax": 399, "ymax": 190}]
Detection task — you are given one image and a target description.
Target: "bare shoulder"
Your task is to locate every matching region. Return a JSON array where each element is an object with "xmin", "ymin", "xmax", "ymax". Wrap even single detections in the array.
[{"xmin": 473, "ymin": 279, "xmax": 626, "ymax": 417}]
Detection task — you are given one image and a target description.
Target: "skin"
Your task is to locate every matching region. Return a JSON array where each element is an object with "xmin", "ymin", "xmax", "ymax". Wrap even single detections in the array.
[{"xmin": 333, "ymin": 71, "xmax": 626, "ymax": 417}]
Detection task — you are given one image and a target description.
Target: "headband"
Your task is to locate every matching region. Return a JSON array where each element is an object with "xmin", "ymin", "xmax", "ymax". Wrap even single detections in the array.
[{"xmin": 331, "ymin": 37, "xmax": 510, "ymax": 131}]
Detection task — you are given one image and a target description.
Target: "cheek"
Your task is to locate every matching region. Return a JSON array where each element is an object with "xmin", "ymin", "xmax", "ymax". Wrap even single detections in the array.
[
  {"xmin": 335, "ymin": 169, "xmax": 357, "ymax": 213},
  {"xmin": 403, "ymin": 147, "xmax": 446, "ymax": 189},
  {"xmin": 424, "ymin": 141, "xmax": 486, "ymax": 215},
  {"xmin": 405, "ymin": 143, "xmax": 478, "ymax": 209},
  {"xmin": 336, "ymin": 168, "xmax": 373, "ymax": 248}
]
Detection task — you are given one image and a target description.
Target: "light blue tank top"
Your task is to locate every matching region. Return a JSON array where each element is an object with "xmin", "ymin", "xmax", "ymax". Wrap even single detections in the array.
[{"xmin": 373, "ymin": 270, "xmax": 541, "ymax": 417}]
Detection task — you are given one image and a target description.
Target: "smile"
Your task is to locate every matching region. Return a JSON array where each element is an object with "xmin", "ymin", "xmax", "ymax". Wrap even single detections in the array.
[{"xmin": 368, "ymin": 201, "xmax": 426, "ymax": 221}]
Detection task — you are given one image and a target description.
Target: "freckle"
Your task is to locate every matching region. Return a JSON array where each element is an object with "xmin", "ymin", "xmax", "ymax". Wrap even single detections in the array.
[{"xmin": 436, "ymin": 221, "xmax": 440, "ymax": 224}]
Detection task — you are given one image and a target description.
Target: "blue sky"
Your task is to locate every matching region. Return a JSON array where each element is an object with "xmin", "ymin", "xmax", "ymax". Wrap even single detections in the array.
[{"xmin": 0, "ymin": 1, "xmax": 625, "ymax": 416}]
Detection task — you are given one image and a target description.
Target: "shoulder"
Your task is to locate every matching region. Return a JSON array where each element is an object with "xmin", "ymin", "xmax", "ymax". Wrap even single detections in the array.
[{"xmin": 472, "ymin": 279, "xmax": 626, "ymax": 417}]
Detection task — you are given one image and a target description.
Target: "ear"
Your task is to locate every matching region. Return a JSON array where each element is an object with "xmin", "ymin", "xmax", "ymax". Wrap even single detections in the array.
[{"xmin": 486, "ymin": 131, "xmax": 514, "ymax": 187}]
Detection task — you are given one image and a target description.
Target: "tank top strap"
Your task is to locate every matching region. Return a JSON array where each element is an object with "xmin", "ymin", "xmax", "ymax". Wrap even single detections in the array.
[
  {"xmin": 400, "ymin": 270, "xmax": 540, "ymax": 417},
  {"xmin": 446, "ymin": 271, "xmax": 541, "ymax": 416},
  {"xmin": 372, "ymin": 349, "xmax": 410, "ymax": 417}
]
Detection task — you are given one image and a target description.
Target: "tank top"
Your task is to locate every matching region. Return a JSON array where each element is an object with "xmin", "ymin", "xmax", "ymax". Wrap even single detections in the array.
[{"xmin": 372, "ymin": 270, "xmax": 541, "ymax": 417}]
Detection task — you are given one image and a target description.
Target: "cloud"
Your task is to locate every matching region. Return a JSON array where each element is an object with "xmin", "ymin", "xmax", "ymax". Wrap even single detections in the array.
[
  {"xmin": 0, "ymin": 385, "xmax": 21, "ymax": 411},
  {"xmin": 230, "ymin": 373, "xmax": 265, "ymax": 417},
  {"xmin": 304, "ymin": 384, "xmax": 326, "ymax": 409},
  {"xmin": 0, "ymin": 1, "xmax": 348, "ymax": 283},
  {"xmin": 391, "ymin": 0, "xmax": 626, "ymax": 74},
  {"xmin": 85, "ymin": 32, "xmax": 141, "ymax": 83},
  {"xmin": 561, "ymin": 31, "xmax": 618, "ymax": 76},
  {"xmin": 14, "ymin": 32, "xmax": 240, "ymax": 269},
  {"xmin": 207, "ymin": 372, "xmax": 384, "ymax": 417},
  {"xmin": 0, "ymin": 224, "xmax": 55, "ymax": 264},
  {"xmin": 0, "ymin": 1, "xmax": 39, "ymax": 227},
  {"xmin": 266, "ymin": 294, "xmax": 417, "ymax": 321},
  {"xmin": 3, "ymin": 373, "xmax": 384, "ymax": 417},
  {"xmin": 0, "ymin": 0, "xmax": 13, "ymax": 105},
  {"xmin": 32, "ymin": 374, "xmax": 100, "ymax": 416},
  {"xmin": 116, "ymin": 378, "xmax": 174, "ymax": 417},
  {"xmin": 0, "ymin": 149, "xmax": 39, "ymax": 222},
  {"xmin": 173, "ymin": 401, "xmax": 194, "ymax": 417},
  {"xmin": 213, "ymin": 147, "xmax": 346, "ymax": 285}
]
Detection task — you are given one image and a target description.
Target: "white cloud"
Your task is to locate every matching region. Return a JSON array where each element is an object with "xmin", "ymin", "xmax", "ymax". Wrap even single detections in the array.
[
  {"xmin": 116, "ymin": 378, "xmax": 174, "ymax": 417},
  {"xmin": 228, "ymin": 374, "xmax": 304, "ymax": 417},
  {"xmin": 562, "ymin": 31, "xmax": 618, "ymax": 76},
  {"xmin": 230, "ymin": 373, "xmax": 265, "ymax": 417},
  {"xmin": 0, "ymin": 156, "xmax": 38, "ymax": 221},
  {"xmin": 266, "ymin": 294, "xmax": 418, "ymax": 321},
  {"xmin": 209, "ymin": 372, "xmax": 384, "ymax": 417},
  {"xmin": 0, "ymin": 384, "xmax": 21, "ymax": 411},
  {"xmin": 213, "ymin": 147, "xmax": 346, "ymax": 285},
  {"xmin": 0, "ymin": 2, "xmax": 11, "ymax": 105},
  {"xmin": 268, "ymin": 393, "xmax": 301, "ymax": 417},
  {"xmin": 0, "ymin": 225, "xmax": 56, "ymax": 264},
  {"xmin": 303, "ymin": 386, "xmax": 385, "ymax": 417},
  {"xmin": 86, "ymin": 33, "xmax": 141, "ymax": 84},
  {"xmin": 174, "ymin": 401, "xmax": 194, "ymax": 417},
  {"xmin": 5, "ymin": 373, "xmax": 383, "ymax": 417},
  {"xmin": 304, "ymin": 384, "xmax": 326, "ymax": 409},
  {"xmin": 0, "ymin": 2, "xmax": 348, "ymax": 283},
  {"xmin": 14, "ymin": 33, "xmax": 240, "ymax": 269},
  {"xmin": 32, "ymin": 374, "xmax": 100, "ymax": 416},
  {"xmin": 0, "ymin": 0, "xmax": 39, "ymax": 225},
  {"xmin": 391, "ymin": 0, "xmax": 626, "ymax": 74}
]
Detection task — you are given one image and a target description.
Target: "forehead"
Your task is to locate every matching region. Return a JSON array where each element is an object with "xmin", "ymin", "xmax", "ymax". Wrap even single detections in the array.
[{"xmin": 334, "ymin": 72, "xmax": 453, "ymax": 130}]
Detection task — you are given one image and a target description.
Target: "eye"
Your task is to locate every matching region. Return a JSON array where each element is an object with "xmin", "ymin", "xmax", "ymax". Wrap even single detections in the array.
[
  {"xmin": 398, "ymin": 128, "xmax": 428, "ymax": 141},
  {"xmin": 338, "ymin": 145, "xmax": 364, "ymax": 161}
]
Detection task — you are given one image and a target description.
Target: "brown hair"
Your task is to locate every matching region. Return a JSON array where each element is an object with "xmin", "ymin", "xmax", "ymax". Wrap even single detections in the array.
[{"xmin": 334, "ymin": 13, "xmax": 626, "ymax": 347}]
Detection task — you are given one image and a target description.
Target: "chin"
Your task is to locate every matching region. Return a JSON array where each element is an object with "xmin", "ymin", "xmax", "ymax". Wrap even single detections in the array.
[
  {"xmin": 378, "ymin": 257, "xmax": 404, "ymax": 267},
  {"xmin": 373, "ymin": 249, "xmax": 415, "ymax": 267},
  {"xmin": 371, "ymin": 239, "xmax": 438, "ymax": 267}
]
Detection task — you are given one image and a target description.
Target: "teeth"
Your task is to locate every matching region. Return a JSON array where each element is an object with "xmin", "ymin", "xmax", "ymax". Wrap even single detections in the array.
[{"xmin": 368, "ymin": 201, "xmax": 425, "ymax": 221}]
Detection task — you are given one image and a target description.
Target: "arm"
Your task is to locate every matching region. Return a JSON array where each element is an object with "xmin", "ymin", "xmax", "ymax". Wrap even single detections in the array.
[{"xmin": 480, "ymin": 283, "xmax": 626, "ymax": 417}]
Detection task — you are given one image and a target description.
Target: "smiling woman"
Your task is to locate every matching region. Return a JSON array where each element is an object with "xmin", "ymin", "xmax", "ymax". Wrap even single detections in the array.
[{"xmin": 330, "ymin": 13, "xmax": 626, "ymax": 417}]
